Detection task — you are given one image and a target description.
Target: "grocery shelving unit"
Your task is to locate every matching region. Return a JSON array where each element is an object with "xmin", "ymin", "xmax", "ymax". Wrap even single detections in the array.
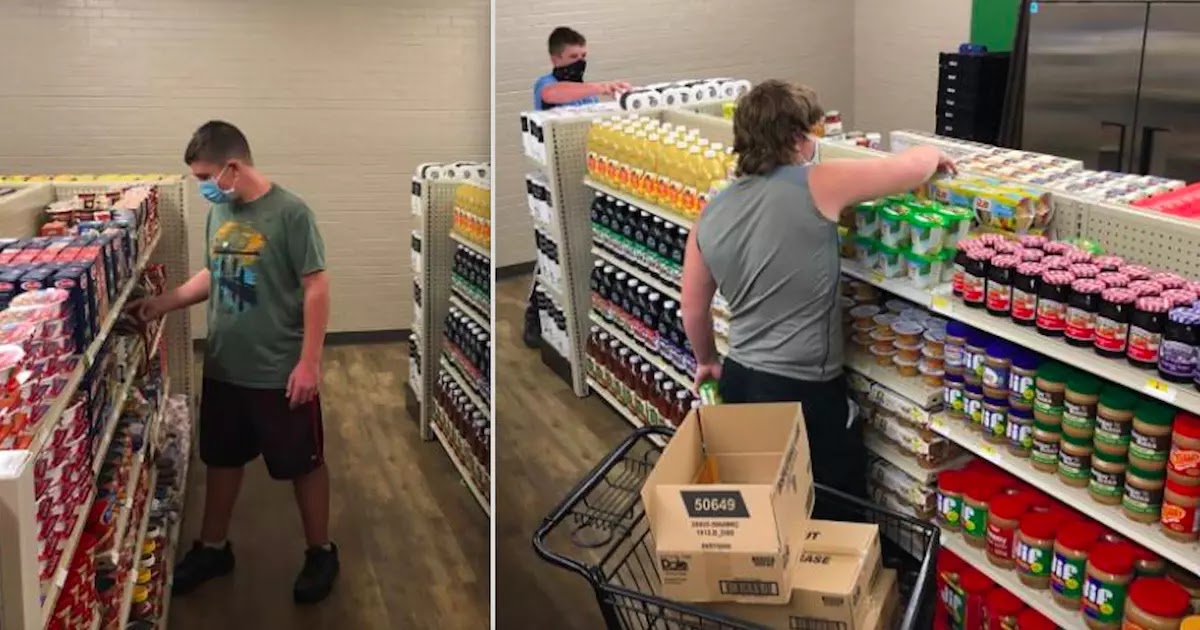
[
  {"xmin": 521, "ymin": 103, "xmax": 729, "ymax": 400},
  {"xmin": 0, "ymin": 176, "xmax": 193, "ymax": 630},
  {"xmin": 407, "ymin": 164, "xmax": 490, "ymax": 515},
  {"xmin": 825, "ymin": 135, "xmax": 1200, "ymax": 624}
]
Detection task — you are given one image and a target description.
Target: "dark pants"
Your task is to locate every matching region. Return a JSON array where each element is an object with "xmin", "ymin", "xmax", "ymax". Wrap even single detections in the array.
[
  {"xmin": 719, "ymin": 359, "xmax": 867, "ymax": 519},
  {"xmin": 199, "ymin": 379, "xmax": 325, "ymax": 480}
]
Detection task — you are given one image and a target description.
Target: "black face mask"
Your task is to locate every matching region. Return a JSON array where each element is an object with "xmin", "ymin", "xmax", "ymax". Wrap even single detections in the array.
[{"xmin": 552, "ymin": 58, "xmax": 586, "ymax": 83}]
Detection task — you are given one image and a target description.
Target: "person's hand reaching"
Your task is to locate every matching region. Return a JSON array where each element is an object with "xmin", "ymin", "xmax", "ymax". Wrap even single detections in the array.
[
  {"xmin": 692, "ymin": 361, "xmax": 722, "ymax": 395},
  {"xmin": 125, "ymin": 295, "xmax": 165, "ymax": 324}
]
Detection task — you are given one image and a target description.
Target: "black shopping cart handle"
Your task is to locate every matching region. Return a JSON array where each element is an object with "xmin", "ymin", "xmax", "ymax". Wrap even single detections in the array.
[{"xmin": 531, "ymin": 425, "xmax": 675, "ymax": 577}]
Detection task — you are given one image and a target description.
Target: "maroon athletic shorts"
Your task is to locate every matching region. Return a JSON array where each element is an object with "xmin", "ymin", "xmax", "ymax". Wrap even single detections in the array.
[{"xmin": 199, "ymin": 378, "xmax": 325, "ymax": 480}]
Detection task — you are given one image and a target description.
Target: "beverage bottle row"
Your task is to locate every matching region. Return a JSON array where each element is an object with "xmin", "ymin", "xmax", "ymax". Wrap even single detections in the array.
[
  {"xmin": 590, "ymin": 263, "xmax": 695, "ymax": 377},
  {"xmin": 454, "ymin": 182, "xmax": 490, "ymax": 220},
  {"xmin": 585, "ymin": 115, "xmax": 737, "ymax": 220},
  {"xmin": 586, "ymin": 327, "xmax": 696, "ymax": 427},
  {"xmin": 445, "ymin": 306, "xmax": 491, "ymax": 380},
  {"xmin": 590, "ymin": 193, "xmax": 688, "ymax": 281},
  {"xmin": 434, "ymin": 372, "xmax": 490, "ymax": 470},
  {"xmin": 453, "ymin": 246, "xmax": 490, "ymax": 298}
]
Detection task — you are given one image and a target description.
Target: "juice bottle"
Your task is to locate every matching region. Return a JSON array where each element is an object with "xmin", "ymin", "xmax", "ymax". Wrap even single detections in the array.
[
  {"xmin": 681, "ymin": 145, "xmax": 705, "ymax": 218},
  {"xmin": 610, "ymin": 123, "xmax": 630, "ymax": 190},
  {"xmin": 586, "ymin": 119, "xmax": 604, "ymax": 178},
  {"xmin": 651, "ymin": 133, "xmax": 675, "ymax": 205},
  {"xmin": 630, "ymin": 130, "xmax": 650, "ymax": 198},
  {"xmin": 666, "ymin": 141, "xmax": 690, "ymax": 212},
  {"xmin": 641, "ymin": 133, "xmax": 660, "ymax": 201},
  {"xmin": 699, "ymin": 149, "xmax": 725, "ymax": 211},
  {"xmin": 618, "ymin": 125, "xmax": 639, "ymax": 192}
]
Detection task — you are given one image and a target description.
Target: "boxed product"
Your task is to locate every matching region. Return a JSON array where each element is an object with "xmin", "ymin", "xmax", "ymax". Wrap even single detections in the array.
[
  {"xmin": 640, "ymin": 402, "xmax": 815, "ymax": 605},
  {"xmin": 704, "ymin": 521, "xmax": 888, "ymax": 629}
]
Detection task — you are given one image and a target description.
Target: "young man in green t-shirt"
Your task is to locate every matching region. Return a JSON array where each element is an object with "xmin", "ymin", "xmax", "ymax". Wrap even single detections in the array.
[{"xmin": 131, "ymin": 121, "xmax": 337, "ymax": 603}]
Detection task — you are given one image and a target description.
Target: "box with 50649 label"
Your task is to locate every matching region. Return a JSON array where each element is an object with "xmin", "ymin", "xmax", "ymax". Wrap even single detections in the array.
[{"xmin": 640, "ymin": 402, "xmax": 815, "ymax": 604}]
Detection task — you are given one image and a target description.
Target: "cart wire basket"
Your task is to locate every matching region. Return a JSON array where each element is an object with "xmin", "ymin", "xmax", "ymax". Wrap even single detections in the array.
[{"xmin": 533, "ymin": 425, "xmax": 940, "ymax": 630}]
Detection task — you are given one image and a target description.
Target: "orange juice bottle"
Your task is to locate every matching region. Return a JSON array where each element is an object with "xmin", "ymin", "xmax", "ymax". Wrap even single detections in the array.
[
  {"xmin": 618, "ymin": 125, "xmax": 639, "ymax": 192},
  {"xmin": 668, "ymin": 141, "xmax": 691, "ymax": 212},
  {"xmin": 609, "ymin": 123, "xmax": 629, "ymax": 189},
  {"xmin": 604, "ymin": 117, "xmax": 625, "ymax": 184},
  {"xmin": 586, "ymin": 119, "xmax": 604, "ymax": 178},
  {"xmin": 630, "ymin": 130, "xmax": 650, "ymax": 198},
  {"xmin": 651, "ymin": 133, "xmax": 674, "ymax": 205},
  {"xmin": 641, "ymin": 132, "xmax": 660, "ymax": 201},
  {"xmin": 681, "ymin": 145, "xmax": 705, "ymax": 217},
  {"xmin": 698, "ymin": 149, "xmax": 726, "ymax": 210}
]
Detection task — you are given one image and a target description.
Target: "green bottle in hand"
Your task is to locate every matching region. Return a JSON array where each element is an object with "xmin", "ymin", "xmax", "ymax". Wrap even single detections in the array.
[{"xmin": 698, "ymin": 379, "xmax": 722, "ymax": 405}]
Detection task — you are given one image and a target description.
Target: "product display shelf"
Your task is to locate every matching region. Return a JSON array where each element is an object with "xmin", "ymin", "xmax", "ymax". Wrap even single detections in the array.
[
  {"xmin": 863, "ymin": 431, "xmax": 953, "ymax": 485},
  {"xmin": 929, "ymin": 414, "xmax": 1200, "ymax": 573},
  {"xmin": 100, "ymin": 406, "xmax": 156, "ymax": 566},
  {"xmin": 430, "ymin": 403, "xmax": 489, "ymax": 515},
  {"xmin": 843, "ymin": 257, "xmax": 1200, "ymax": 414},
  {"xmin": 441, "ymin": 357, "xmax": 487, "ymax": 419},
  {"xmin": 450, "ymin": 230, "xmax": 489, "ymax": 258},
  {"xmin": 584, "ymin": 178, "xmax": 694, "ymax": 229},
  {"xmin": 589, "ymin": 313, "xmax": 690, "ymax": 390},
  {"xmin": 29, "ymin": 232, "xmax": 160, "ymax": 458},
  {"xmin": 939, "ymin": 530, "xmax": 1087, "ymax": 629},
  {"xmin": 39, "ymin": 487, "xmax": 97, "ymax": 624},
  {"xmin": 591, "ymin": 246, "xmax": 680, "ymax": 301},
  {"xmin": 450, "ymin": 274, "xmax": 488, "ymax": 317},
  {"xmin": 158, "ymin": 447, "xmax": 189, "ymax": 630},
  {"xmin": 449, "ymin": 294, "xmax": 489, "ymax": 333},
  {"xmin": 0, "ymin": 176, "xmax": 194, "ymax": 630},
  {"xmin": 585, "ymin": 376, "xmax": 669, "ymax": 449},
  {"xmin": 115, "ymin": 467, "xmax": 156, "ymax": 628},
  {"xmin": 90, "ymin": 356, "xmax": 142, "ymax": 478},
  {"xmin": 443, "ymin": 339, "xmax": 488, "ymax": 399},
  {"xmin": 845, "ymin": 348, "xmax": 943, "ymax": 412}
]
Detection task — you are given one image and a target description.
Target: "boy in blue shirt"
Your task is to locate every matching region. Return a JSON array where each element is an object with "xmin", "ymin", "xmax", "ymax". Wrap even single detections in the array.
[
  {"xmin": 532, "ymin": 27, "xmax": 630, "ymax": 110},
  {"xmin": 525, "ymin": 27, "xmax": 630, "ymax": 346}
]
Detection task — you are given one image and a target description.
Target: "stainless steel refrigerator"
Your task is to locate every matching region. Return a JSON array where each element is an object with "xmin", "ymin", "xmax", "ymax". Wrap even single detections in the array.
[{"xmin": 1022, "ymin": 0, "xmax": 1200, "ymax": 181}]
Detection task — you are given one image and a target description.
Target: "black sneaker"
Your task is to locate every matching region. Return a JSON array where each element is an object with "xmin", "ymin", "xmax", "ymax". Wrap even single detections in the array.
[
  {"xmin": 172, "ymin": 541, "xmax": 235, "ymax": 595},
  {"xmin": 294, "ymin": 543, "xmax": 339, "ymax": 604}
]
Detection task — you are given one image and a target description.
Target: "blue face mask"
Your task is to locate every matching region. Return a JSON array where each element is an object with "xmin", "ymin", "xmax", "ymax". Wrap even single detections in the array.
[{"xmin": 198, "ymin": 165, "xmax": 235, "ymax": 204}]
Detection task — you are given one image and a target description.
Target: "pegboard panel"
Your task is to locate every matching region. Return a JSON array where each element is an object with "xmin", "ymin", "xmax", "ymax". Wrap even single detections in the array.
[
  {"xmin": 1048, "ymin": 195, "xmax": 1087, "ymax": 242},
  {"xmin": 1079, "ymin": 201, "xmax": 1200, "ymax": 276},
  {"xmin": 414, "ymin": 179, "xmax": 458, "ymax": 440},
  {"xmin": 544, "ymin": 114, "xmax": 598, "ymax": 397}
]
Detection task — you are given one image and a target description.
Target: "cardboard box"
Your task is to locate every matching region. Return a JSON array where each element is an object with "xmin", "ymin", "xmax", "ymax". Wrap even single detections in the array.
[
  {"xmin": 862, "ymin": 568, "xmax": 899, "ymax": 630},
  {"xmin": 704, "ymin": 521, "xmax": 884, "ymax": 629},
  {"xmin": 641, "ymin": 402, "xmax": 814, "ymax": 605}
]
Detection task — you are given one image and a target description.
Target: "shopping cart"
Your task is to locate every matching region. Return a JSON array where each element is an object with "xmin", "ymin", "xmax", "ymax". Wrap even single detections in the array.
[{"xmin": 533, "ymin": 425, "xmax": 939, "ymax": 630}]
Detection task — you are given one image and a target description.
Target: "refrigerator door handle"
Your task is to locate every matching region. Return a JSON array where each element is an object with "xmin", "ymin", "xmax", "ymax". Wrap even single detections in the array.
[
  {"xmin": 1138, "ymin": 125, "xmax": 1169, "ymax": 175},
  {"xmin": 1100, "ymin": 121, "xmax": 1128, "ymax": 172}
]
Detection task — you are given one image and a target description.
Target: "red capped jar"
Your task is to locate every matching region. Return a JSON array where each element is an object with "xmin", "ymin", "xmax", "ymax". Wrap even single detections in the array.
[
  {"xmin": 986, "ymin": 255, "xmax": 1019, "ymax": 316},
  {"xmin": 1153, "ymin": 272, "xmax": 1187, "ymax": 290},
  {"xmin": 1095, "ymin": 287, "xmax": 1137, "ymax": 358},
  {"xmin": 986, "ymin": 493, "xmax": 1031, "ymax": 568},
  {"xmin": 1012, "ymin": 262, "xmax": 1044, "ymax": 326},
  {"xmin": 1042, "ymin": 255, "xmax": 1069, "ymax": 270},
  {"xmin": 1123, "ymin": 265, "xmax": 1153, "ymax": 281},
  {"xmin": 1094, "ymin": 255, "xmax": 1124, "ymax": 271},
  {"xmin": 1169, "ymin": 412, "xmax": 1200, "ymax": 486},
  {"xmin": 1037, "ymin": 270, "xmax": 1076, "ymax": 336},
  {"xmin": 937, "ymin": 469, "xmax": 968, "ymax": 531},
  {"xmin": 1124, "ymin": 577, "xmax": 1191, "ymax": 629},
  {"xmin": 960, "ymin": 567, "xmax": 994, "ymax": 630},
  {"xmin": 1128, "ymin": 297, "xmax": 1172, "ymax": 369},
  {"xmin": 1097, "ymin": 271, "xmax": 1131, "ymax": 288},
  {"xmin": 1066, "ymin": 278, "xmax": 1106, "ymax": 346},
  {"xmin": 982, "ymin": 588, "xmax": 1025, "ymax": 629},
  {"xmin": 1129, "ymin": 280, "xmax": 1165, "ymax": 297},
  {"xmin": 1070, "ymin": 263, "xmax": 1101, "ymax": 279},
  {"xmin": 963, "ymin": 248, "xmax": 995, "ymax": 309}
]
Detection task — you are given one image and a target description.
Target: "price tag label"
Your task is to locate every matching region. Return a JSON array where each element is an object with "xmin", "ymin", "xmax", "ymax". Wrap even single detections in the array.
[
  {"xmin": 930, "ymin": 415, "xmax": 946, "ymax": 429},
  {"xmin": 871, "ymin": 272, "xmax": 886, "ymax": 285},
  {"xmin": 1143, "ymin": 378, "xmax": 1178, "ymax": 403},
  {"xmin": 978, "ymin": 443, "xmax": 999, "ymax": 461},
  {"xmin": 908, "ymin": 408, "xmax": 925, "ymax": 424},
  {"xmin": 54, "ymin": 568, "xmax": 67, "ymax": 588},
  {"xmin": 930, "ymin": 296, "xmax": 950, "ymax": 311}
]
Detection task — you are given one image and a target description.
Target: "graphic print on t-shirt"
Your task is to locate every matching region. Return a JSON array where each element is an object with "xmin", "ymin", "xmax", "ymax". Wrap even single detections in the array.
[{"xmin": 210, "ymin": 220, "xmax": 266, "ymax": 314}]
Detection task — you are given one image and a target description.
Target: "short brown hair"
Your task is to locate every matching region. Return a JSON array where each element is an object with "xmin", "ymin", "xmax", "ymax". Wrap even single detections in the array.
[
  {"xmin": 732, "ymin": 80, "xmax": 824, "ymax": 176},
  {"xmin": 184, "ymin": 120, "xmax": 253, "ymax": 166},
  {"xmin": 548, "ymin": 27, "xmax": 585, "ymax": 55}
]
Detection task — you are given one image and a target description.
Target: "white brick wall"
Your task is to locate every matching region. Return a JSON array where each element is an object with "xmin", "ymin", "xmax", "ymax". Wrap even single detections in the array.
[
  {"xmin": 854, "ymin": 0, "xmax": 972, "ymax": 144},
  {"xmin": 494, "ymin": 0, "xmax": 856, "ymax": 267},
  {"xmin": 0, "ymin": 0, "xmax": 489, "ymax": 336}
]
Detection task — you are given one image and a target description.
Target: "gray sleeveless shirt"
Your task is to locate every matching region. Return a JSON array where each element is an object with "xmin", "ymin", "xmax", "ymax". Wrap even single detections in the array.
[{"xmin": 696, "ymin": 164, "xmax": 843, "ymax": 381}]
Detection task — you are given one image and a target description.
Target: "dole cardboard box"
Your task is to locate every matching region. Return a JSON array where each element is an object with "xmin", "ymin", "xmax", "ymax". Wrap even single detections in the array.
[
  {"xmin": 640, "ymin": 402, "xmax": 814, "ymax": 605},
  {"xmin": 704, "ymin": 520, "xmax": 883, "ymax": 629}
]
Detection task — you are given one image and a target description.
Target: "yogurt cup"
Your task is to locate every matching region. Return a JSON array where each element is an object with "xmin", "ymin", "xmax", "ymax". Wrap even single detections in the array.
[
  {"xmin": 869, "ymin": 343, "xmax": 898, "ymax": 366},
  {"xmin": 853, "ymin": 235, "xmax": 879, "ymax": 268},
  {"xmin": 891, "ymin": 320, "xmax": 925, "ymax": 346},
  {"xmin": 878, "ymin": 243, "xmax": 906, "ymax": 278},
  {"xmin": 879, "ymin": 206, "xmax": 911, "ymax": 249},
  {"xmin": 854, "ymin": 201, "xmax": 882, "ymax": 238},
  {"xmin": 904, "ymin": 249, "xmax": 942, "ymax": 289},
  {"xmin": 938, "ymin": 205, "xmax": 973, "ymax": 248},
  {"xmin": 894, "ymin": 355, "xmax": 920, "ymax": 376},
  {"xmin": 908, "ymin": 212, "xmax": 948, "ymax": 256}
]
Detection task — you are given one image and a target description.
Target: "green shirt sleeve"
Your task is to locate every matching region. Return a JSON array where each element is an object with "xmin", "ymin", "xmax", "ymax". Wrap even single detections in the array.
[{"xmin": 287, "ymin": 203, "xmax": 326, "ymax": 277}]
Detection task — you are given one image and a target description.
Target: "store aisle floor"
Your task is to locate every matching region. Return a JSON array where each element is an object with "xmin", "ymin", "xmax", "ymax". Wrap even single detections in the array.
[
  {"xmin": 169, "ymin": 343, "xmax": 489, "ymax": 629},
  {"xmin": 495, "ymin": 275, "xmax": 632, "ymax": 629}
]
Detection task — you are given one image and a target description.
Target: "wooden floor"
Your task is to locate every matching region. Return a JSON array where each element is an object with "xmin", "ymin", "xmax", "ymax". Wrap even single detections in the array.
[
  {"xmin": 495, "ymin": 275, "xmax": 635, "ymax": 629},
  {"xmin": 168, "ymin": 343, "xmax": 489, "ymax": 629}
]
